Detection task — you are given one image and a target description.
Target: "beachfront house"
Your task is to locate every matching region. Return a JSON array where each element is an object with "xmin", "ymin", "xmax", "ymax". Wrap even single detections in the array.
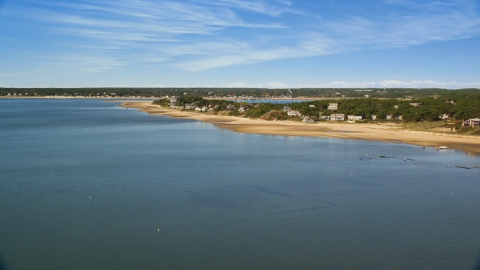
[
  {"xmin": 330, "ymin": 113, "xmax": 345, "ymax": 121},
  {"xmin": 195, "ymin": 107, "xmax": 202, "ymax": 111},
  {"xmin": 328, "ymin": 103, "xmax": 338, "ymax": 110},
  {"xmin": 439, "ymin": 114, "xmax": 449, "ymax": 120},
  {"xmin": 347, "ymin": 115, "xmax": 363, "ymax": 121},
  {"xmin": 201, "ymin": 106, "xmax": 208, "ymax": 112},
  {"xmin": 169, "ymin": 96, "xmax": 177, "ymax": 103},
  {"xmin": 386, "ymin": 115, "xmax": 393, "ymax": 120},
  {"xmin": 239, "ymin": 107, "xmax": 248, "ymax": 113},
  {"xmin": 309, "ymin": 104, "xmax": 316, "ymax": 108},
  {"xmin": 302, "ymin": 116, "xmax": 315, "ymax": 123},
  {"xmin": 371, "ymin": 115, "xmax": 377, "ymax": 120},
  {"xmin": 288, "ymin": 110, "xmax": 302, "ymax": 117},
  {"xmin": 409, "ymin": 103, "xmax": 422, "ymax": 107},
  {"xmin": 462, "ymin": 118, "xmax": 480, "ymax": 127}
]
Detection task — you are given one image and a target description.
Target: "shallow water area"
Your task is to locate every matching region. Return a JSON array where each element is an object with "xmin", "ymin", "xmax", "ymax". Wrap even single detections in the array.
[{"xmin": 0, "ymin": 99, "xmax": 479, "ymax": 270}]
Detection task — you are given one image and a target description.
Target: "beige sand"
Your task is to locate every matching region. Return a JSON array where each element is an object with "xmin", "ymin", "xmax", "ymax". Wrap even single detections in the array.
[{"xmin": 122, "ymin": 101, "xmax": 480, "ymax": 154}]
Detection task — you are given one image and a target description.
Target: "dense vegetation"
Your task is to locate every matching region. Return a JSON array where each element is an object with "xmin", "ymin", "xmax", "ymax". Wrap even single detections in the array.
[
  {"xmin": 3, "ymin": 87, "xmax": 479, "ymax": 122},
  {"xmin": 153, "ymin": 93, "xmax": 480, "ymax": 123}
]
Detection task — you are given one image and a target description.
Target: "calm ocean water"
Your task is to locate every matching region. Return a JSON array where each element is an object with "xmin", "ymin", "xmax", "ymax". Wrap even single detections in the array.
[{"xmin": 1, "ymin": 99, "xmax": 479, "ymax": 270}]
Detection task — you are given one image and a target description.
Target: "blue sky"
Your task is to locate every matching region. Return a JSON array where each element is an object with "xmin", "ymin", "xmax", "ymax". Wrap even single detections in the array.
[{"xmin": 1, "ymin": 0, "xmax": 479, "ymax": 88}]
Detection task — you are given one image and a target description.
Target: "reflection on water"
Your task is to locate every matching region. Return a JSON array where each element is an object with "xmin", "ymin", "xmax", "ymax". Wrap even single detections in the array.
[{"xmin": 0, "ymin": 99, "xmax": 479, "ymax": 270}]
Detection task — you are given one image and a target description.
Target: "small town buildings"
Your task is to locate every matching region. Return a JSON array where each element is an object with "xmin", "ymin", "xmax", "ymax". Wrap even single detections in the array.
[
  {"xmin": 330, "ymin": 113, "xmax": 345, "ymax": 121},
  {"xmin": 319, "ymin": 115, "xmax": 329, "ymax": 120},
  {"xmin": 288, "ymin": 110, "xmax": 302, "ymax": 117},
  {"xmin": 462, "ymin": 118, "xmax": 480, "ymax": 127},
  {"xmin": 393, "ymin": 105, "xmax": 399, "ymax": 109},
  {"xmin": 201, "ymin": 106, "xmax": 208, "ymax": 112},
  {"xmin": 386, "ymin": 115, "xmax": 393, "ymax": 120},
  {"xmin": 195, "ymin": 107, "xmax": 202, "ymax": 111},
  {"xmin": 409, "ymin": 103, "xmax": 422, "ymax": 107},
  {"xmin": 169, "ymin": 96, "xmax": 177, "ymax": 103},
  {"xmin": 239, "ymin": 107, "xmax": 247, "ymax": 113},
  {"xmin": 282, "ymin": 106, "xmax": 293, "ymax": 112},
  {"xmin": 446, "ymin": 100, "xmax": 455, "ymax": 105},
  {"xmin": 371, "ymin": 115, "xmax": 377, "ymax": 120},
  {"xmin": 309, "ymin": 104, "xmax": 316, "ymax": 108},
  {"xmin": 328, "ymin": 103, "xmax": 338, "ymax": 110}
]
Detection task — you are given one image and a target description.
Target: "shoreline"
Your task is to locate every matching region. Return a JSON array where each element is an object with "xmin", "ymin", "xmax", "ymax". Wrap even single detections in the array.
[{"xmin": 121, "ymin": 101, "xmax": 480, "ymax": 155}]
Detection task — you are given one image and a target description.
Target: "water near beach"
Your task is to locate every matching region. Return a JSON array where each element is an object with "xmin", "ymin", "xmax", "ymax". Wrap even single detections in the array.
[{"xmin": 1, "ymin": 99, "xmax": 480, "ymax": 270}]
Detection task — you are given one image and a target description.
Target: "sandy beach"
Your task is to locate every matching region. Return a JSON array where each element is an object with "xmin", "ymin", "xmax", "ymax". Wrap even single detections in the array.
[{"xmin": 122, "ymin": 101, "xmax": 480, "ymax": 154}]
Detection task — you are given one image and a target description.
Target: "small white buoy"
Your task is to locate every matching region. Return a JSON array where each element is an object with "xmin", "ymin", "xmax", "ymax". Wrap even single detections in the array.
[
  {"xmin": 89, "ymin": 197, "xmax": 92, "ymax": 199},
  {"xmin": 158, "ymin": 228, "xmax": 160, "ymax": 232}
]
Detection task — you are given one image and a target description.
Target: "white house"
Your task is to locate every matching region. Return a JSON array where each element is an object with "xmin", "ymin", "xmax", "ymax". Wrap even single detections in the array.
[
  {"xmin": 288, "ymin": 110, "xmax": 302, "ymax": 117},
  {"xmin": 463, "ymin": 118, "xmax": 480, "ymax": 127},
  {"xmin": 330, "ymin": 113, "xmax": 345, "ymax": 121},
  {"xmin": 371, "ymin": 115, "xmax": 377, "ymax": 120},
  {"xmin": 439, "ymin": 114, "xmax": 449, "ymax": 120},
  {"xmin": 328, "ymin": 103, "xmax": 338, "ymax": 110},
  {"xmin": 347, "ymin": 115, "xmax": 363, "ymax": 121}
]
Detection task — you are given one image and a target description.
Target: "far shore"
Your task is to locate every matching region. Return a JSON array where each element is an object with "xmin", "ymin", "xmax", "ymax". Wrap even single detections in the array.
[{"xmin": 122, "ymin": 101, "xmax": 480, "ymax": 154}]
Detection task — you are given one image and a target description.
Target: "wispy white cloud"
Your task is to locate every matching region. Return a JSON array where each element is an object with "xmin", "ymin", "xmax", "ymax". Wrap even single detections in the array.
[{"xmin": 4, "ymin": 0, "xmax": 480, "ymax": 77}]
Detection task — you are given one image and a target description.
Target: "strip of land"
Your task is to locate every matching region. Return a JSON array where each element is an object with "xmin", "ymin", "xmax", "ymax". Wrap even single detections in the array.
[{"xmin": 122, "ymin": 101, "xmax": 480, "ymax": 154}]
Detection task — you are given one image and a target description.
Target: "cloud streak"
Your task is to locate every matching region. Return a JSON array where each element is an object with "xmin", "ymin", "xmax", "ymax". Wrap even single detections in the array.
[{"xmin": 4, "ymin": 0, "xmax": 480, "ymax": 77}]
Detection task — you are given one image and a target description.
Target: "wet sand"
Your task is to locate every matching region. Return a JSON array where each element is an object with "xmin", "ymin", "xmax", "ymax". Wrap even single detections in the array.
[{"xmin": 122, "ymin": 101, "xmax": 480, "ymax": 154}]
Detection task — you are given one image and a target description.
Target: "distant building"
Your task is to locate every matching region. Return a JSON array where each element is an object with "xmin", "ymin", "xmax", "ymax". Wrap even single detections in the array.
[
  {"xmin": 409, "ymin": 103, "xmax": 422, "ymax": 107},
  {"xmin": 169, "ymin": 96, "xmax": 177, "ymax": 103},
  {"xmin": 439, "ymin": 114, "xmax": 449, "ymax": 120},
  {"xmin": 371, "ymin": 115, "xmax": 377, "ymax": 120},
  {"xmin": 330, "ymin": 113, "xmax": 345, "ymax": 121},
  {"xmin": 282, "ymin": 106, "xmax": 293, "ymax": 112},
  {"xmin": 328, "ymin": 103, "xmax": 338, "ymax": 110},
  {"xmin": 303, "ymin": 116, "xmax": 315, "ymax": 123},
  {"xmin": 462, "ymin": 118, "xmax": 480, "ymax": 127},
  {"xmin": 288, "ymin": 110, "xmax": 302, "ymax": 117},
  {"xmin": 226, "ymin": 104, "xmax": 236, "ymax": 111},
  {"xmin": 309, "ymin": 104, "xmax": 316, "ymax": 108},
  {"xmin": 347, "ymin": 115, "xmax": 363, "ymax": 121},
  {"xmin": 386, "ymin": 115, "xmax": 393, "ymax": 120}
]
